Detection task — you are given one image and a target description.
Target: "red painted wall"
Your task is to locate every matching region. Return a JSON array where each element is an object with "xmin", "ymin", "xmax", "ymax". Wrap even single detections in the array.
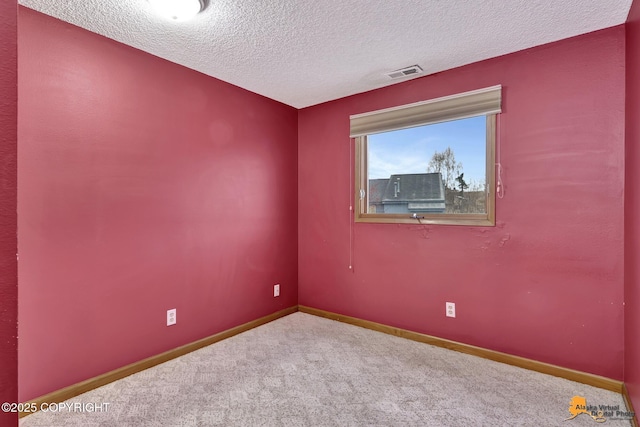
[
  {"xmin": 0, "ymin": 0, "xmax": 18, "ymax": 425},
  {"xmin": 626, "ymin": 0, "xmax": 640, "ymax": 413},
  {"xmin": 299, "ymin": 27, "xmax": 626, "ymax": 379},
  {"xmin": 18, "ymin": 8, "xmax": 298, "ymax": 401}
]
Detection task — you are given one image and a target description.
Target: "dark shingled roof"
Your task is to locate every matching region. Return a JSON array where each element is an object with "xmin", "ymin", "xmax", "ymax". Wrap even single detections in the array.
[
  {"xmin": 368, "ymin": 179, "xmax": 389, "ymax": 204},
  {"xmin": 382, "ymin": 173, "xmax": 444, "ymax": 202}
]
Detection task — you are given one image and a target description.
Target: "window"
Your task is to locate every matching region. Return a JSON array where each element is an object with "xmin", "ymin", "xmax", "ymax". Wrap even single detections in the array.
[{"xmin": 351, "ymin": 86, "xmax": 501, "ymax": 226}]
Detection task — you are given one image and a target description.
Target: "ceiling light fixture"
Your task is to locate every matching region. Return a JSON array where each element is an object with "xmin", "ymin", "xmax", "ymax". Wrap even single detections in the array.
[{"xmin": 148, "ymin": 0, "xmax": 205, "ymax": 21}]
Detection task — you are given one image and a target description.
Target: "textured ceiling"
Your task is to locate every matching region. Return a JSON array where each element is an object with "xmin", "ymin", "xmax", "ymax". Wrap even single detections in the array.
[{"xmin": 19, "ymin": 0, "xmax": 633, "ymax": 108}]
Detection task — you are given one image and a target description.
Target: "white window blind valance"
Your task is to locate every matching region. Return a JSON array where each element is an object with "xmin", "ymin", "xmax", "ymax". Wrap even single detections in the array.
[{"xmin": 349, "ymin": 85, "xmax": 502, "ymax": 137}]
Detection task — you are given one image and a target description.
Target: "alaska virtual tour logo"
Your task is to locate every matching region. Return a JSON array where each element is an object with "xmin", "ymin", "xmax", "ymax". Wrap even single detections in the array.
[{"xmin": 565, "ymin": 396, "xmax": 635, "ymax": 423}]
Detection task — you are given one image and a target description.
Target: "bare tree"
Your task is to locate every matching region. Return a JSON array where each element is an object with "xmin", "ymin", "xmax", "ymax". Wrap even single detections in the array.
[
  {"xmin": 468, "ymin": 178, "xmax": 486, "ymax": 192},
  {"xmin": 427, "ymin": 147, "xmax": 462, "ymax": 190}
]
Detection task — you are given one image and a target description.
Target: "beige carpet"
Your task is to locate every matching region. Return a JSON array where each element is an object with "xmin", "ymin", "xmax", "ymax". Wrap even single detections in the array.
[{"xmin": 20, "ymin": 312, "xmax": 632, "ymax": 426}]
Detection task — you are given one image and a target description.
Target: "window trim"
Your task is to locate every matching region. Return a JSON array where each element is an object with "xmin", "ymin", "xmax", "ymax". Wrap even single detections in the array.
[
  {"xmin": 353, "ymin": 112, "xmax": 497, "ymax": 227},
  {"xmin": 350, "ymin": 85, "xmax": 501, "ymax": 138}
]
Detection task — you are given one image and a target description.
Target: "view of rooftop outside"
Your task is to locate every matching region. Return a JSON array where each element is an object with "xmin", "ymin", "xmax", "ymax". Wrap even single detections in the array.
[{"xmin": 367, "ymin": 116, "xmax": 487, "ymax": 214}]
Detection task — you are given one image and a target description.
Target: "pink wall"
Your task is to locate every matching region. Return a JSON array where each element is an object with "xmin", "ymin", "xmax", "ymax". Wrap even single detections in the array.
[
  {"xmin": 299, "ymin": 27, "xmax": 626, "ymax": 379},
  {"xmin": 16, "ymin": 1, "xmax": 634, "ymax": 406},
  {"xmin": 626, "ymin": 0, "xmax": 640, "ymax": 412},
  {"xmin": 18, "ymin": 8, "xmax": 298, "ymax": 401},
  {"xmin": 0, "ymin": 0, "xmax": 18, "ymax": 425}
]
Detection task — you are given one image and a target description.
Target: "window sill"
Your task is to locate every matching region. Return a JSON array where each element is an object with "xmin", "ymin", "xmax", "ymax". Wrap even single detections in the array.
[{"xmin": 355, "ymin": 214, "xmax": 495, "ymax": 227}]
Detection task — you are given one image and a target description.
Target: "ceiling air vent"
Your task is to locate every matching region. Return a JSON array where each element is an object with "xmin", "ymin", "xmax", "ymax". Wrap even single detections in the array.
[{"xmin": 386, "ymin": 65, "xmax": 423, "ymax": 79}]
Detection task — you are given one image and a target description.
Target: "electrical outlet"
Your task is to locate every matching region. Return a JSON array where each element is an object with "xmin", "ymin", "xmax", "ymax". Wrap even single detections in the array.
[
  {"xmin": 446, "ymin": 302, "xmax": 456, "ymax": 318},
  {"xmin": 274, "ymin": 284, "xmax": 280, "ymax": 297},
  {"xmin": 167, "ymin": 308, "xmax": 177, "ymax": 326}
]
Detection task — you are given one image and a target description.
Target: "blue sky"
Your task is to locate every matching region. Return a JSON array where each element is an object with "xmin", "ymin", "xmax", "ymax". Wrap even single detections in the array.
[{"xmin": 367, "ymin": 115, "xmax": 486, "ymax": 186}]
